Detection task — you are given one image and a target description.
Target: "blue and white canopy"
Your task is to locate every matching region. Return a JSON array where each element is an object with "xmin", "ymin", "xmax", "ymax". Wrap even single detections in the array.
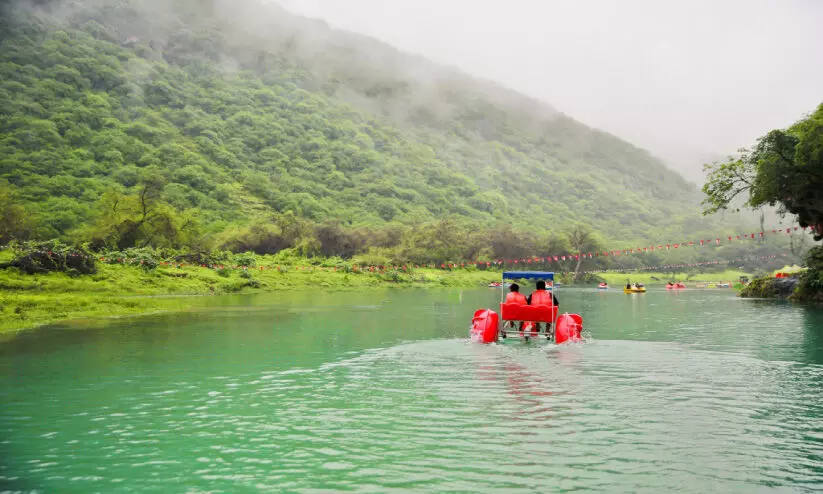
[{"xmin": 502, "ymin": 271, "xmax": 554, "ymax": 281}]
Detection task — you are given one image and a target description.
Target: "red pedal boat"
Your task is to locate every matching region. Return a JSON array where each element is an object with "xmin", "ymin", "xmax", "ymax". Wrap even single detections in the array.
[{"xmin": 470, "ymin": 271, "xmax": 584, "ymax": 344}]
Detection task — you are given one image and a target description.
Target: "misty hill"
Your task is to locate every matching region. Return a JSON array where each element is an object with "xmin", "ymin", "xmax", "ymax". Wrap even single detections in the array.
[{"xmin": 0, "ymin": 0, "xmax": 748, "ymax": 260}]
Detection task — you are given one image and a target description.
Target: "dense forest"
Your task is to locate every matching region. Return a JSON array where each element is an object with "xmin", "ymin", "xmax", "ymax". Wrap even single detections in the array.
[{"xmin": 0, "ymin": 0, "xmax": 787, "ymax": 268}]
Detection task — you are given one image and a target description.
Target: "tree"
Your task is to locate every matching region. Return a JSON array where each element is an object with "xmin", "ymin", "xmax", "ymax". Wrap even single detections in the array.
[
  {"xmin": 703, "ymin": 104, "xmax": 823, "ymax": 240},
  {"xmin": 566, "ymin": 224, "xmax": 601, "ymax": 281},
  {"xmin": 84, "ymin": 176, "xmax": 201, "ymax": 250},
  {"xmin": 0, "ymin": 180, "xmax": 33, "ymax": 245}
]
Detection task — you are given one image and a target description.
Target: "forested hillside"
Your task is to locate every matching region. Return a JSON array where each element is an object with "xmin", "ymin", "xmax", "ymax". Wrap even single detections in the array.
[{"xmin": 0, "ymin": 0, "xmax": 754, "ymax": 263}]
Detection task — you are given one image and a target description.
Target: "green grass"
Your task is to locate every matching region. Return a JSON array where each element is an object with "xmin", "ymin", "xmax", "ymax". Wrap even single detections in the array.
[
  {"xmin": 0, "ymin": 264, "xmax": 500, "ymax": 333},
  {"xmin": 0, "ymin": 264, "xmax": 753, "ymax": 334},
  {"xmin": 597, "ymin": 269, "xmax": 750, "ymax": 286}
]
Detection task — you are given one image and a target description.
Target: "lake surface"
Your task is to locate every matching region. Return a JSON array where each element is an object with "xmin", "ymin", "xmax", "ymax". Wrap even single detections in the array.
[{"xmin": 2, "ymin": 287, "xmax": 823, "ymax": 492}]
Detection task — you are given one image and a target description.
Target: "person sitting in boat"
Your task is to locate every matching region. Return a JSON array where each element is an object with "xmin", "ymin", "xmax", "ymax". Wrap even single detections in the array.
[
  {"xmin": 527, "ymin": 280, "xmax": 559, "ymax": 306},
  {"xmin": 504, "ymin": 283, "xmax": 527, "ymax": 330},
  {"xmin": 626, "ymin": 282, "xmax": 632, "ymax": 290},
  {"xmin": 527, "ymin": 280, "xmax": 558, "ymax": 334},
  {"xmin": 636, "ymin": 282, "xmax": 645, "ymax": 288},
  {"xmin": 506, "ymin": 283, "xmax": 527, "ymax": 305}
]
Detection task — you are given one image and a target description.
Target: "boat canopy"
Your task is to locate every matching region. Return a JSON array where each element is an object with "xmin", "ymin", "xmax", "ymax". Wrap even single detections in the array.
[{"xmin": 502, "ymin": 271, "xmax": 554, "ymax": 281}]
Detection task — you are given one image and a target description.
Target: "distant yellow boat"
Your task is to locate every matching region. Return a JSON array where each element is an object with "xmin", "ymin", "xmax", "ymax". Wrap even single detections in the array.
[{"xmin": 624, "ymin": 287, "xmax": 647, "ymax": 293}]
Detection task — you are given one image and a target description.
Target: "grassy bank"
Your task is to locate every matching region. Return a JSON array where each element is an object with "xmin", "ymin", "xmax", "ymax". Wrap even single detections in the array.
[
  {"xmin": 0, "ymin": 260, "xmax": 754, "ymax": 334},
  {"xmin": 0, "ymin": 263, "xmax": 499, "ymax": 333},
  {"xmin": 597, "ymin": 269, "xmax": 749, "ymax": 286}
]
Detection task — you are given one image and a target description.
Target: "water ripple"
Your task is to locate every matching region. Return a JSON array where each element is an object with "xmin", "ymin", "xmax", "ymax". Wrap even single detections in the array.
[{"xmin": 3, "ymin": 300, "xmax": 823, "ymax": 492}]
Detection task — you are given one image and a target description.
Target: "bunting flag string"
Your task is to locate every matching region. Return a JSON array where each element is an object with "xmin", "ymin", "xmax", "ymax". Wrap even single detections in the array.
[
  {"xmin": 91, "ymin": 225, "xmax": 807, "ymax": 274},
  {"xmin": 472, "ymin": 225, "xmax": 807, "ymax": 268},
  {"xmin": 564, "ymin": 253, "xmax": 786, "ymax": 275},
  {"xmin": 94, "ymin": 253, "xmax": 788, "ymax": 275}
]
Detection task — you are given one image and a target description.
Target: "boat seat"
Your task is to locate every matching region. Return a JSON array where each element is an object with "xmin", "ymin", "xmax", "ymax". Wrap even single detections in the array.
[{"xmin": 500, "ymin": 303, "xmax": 557, "ymax": 323}]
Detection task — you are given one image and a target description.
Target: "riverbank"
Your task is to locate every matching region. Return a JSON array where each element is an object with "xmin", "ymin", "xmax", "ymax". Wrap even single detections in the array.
[
  {"xmin": 740, "ymin": 247, "xmax": 823, "ymax": 302},
  {"xmin": 0, "ymin": 263, "xmax": 500, "ymax": 333},
  {"xmin": 597, "ymin": 269, "xmax": 749, "ymax": 287},
  {"xmin": 0, "ymin": 261, "xmax": 755, "ymax": 334},
  {"xmin": 739, "ymin": 276, "xmax": 799, "ymax": 299},
  {"xmin": 739, "ymin": 273, "xmax": 822, "ymax": 302}
]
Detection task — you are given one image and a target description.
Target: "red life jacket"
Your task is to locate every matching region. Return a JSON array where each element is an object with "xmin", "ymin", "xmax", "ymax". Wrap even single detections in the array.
[
  {"xmin": 505, "ymin": 292, "xmax": 527, "ymax": 305},
  {"xmin": 530, "ymin": 289, "xmax": 554, "ymax": 306}
]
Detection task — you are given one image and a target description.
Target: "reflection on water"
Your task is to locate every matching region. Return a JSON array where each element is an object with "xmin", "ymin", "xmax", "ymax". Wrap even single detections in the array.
[{"xmin": 1, "ymin": 288, "xmax": 822, "ymax": 492}]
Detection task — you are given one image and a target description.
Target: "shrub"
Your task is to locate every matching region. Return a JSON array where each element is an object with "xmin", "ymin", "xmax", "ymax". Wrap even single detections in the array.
[
  {"xmin": 103, "ymin": 247, "xmax": 159, "ymax": 271},
  {"xmin": 793, "ymin": 246, "xmax": 823, "ymax": 301},
  {"xmin": 4, "ymin": 241, "xmax": 96, "ymax": 275},
  {"xmin": 233, "ymin": 251, "xmax": 257, "ymax": 268}
]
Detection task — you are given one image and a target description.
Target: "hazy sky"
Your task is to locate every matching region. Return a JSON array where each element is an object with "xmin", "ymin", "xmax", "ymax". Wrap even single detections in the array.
[{"xmin": 275, "ymin": 0, "xmax": 823, "ymax": 181}]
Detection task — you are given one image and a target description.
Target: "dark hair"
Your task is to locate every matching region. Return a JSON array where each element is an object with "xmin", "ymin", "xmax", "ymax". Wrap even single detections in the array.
[
  {"xmin": 536, "ymin": 280, "xmax": 546, "ymax": 290},
  {"xmin": 510, "ymin": 283, "xmax": 520, "ymax": 292}
]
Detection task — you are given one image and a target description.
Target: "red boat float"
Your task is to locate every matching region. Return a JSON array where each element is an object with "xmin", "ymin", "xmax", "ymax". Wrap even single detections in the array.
[
  {"xmin": 470, "ymin": 271, "xmax": 584, "ymax": 344},
  {"xmin": 666, "ymin": 282, "xmax": 686, "ymax": 290}
]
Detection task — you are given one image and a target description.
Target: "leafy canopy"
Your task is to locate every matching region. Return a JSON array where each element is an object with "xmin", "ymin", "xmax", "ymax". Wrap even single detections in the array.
[{"xmin": 703, "ymin": 104, "xmax": 823, "ymax": 240}]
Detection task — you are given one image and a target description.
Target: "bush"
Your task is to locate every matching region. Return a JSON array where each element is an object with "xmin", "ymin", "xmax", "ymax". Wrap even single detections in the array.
[
  {"xmin": 233, "ymin": 251, "xmax": 257, "ymax": 268},
  {"xmin": 794, "ymin": 246, "xmax": 823, "ymax": 301},
  {"xmin": 103, "ymin": 247, "xmax": 159, "ymax": 271},
  {"xmin": 352, "ymin": 252, "xmax": 391, "ymax": 268},
  {"xmin": 378, "ymin": 269, "xmax": 411, "ymax": 283},
  {"xmin": 4, "ymin": 240, "xmax": 96, "ymax": 275},
  {"xmin": 268, "ymin": 248, "xmax": 301, "ymax": 265}
]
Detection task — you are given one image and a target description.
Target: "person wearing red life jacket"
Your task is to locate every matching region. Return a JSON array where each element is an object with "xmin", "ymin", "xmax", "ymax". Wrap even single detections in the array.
[
  {"xmin": 505, "ymin": 283, "xmax": 527, "ymax": 305},
  {"xmin": 527, "ymin": 280, "xmax": 559, "ymax": 306},
  {"xmin": 504, "ymin": 283, "xmax": 527, "ymax": 330},
  {"xmin": 527, "ymin": 280, "xmax": 559, "ymax": 334}
]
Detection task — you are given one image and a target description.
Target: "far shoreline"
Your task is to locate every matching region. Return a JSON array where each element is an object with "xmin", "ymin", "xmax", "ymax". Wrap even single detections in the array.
[{"xmin": 0, "ymin": 262, "xmax": 751, "ymax": 336}]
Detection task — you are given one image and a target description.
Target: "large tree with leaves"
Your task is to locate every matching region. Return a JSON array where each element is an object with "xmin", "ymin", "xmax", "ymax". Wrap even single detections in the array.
[
  {"xmin": 0, "ymin": 180, "xmax": 33, "ymax": 245},
  {"xmin": 703, "ymin": 103, "xmax": 823, "ymax": 240},
  {"xmin": 565, "ymin": 224, "xmax": 602, "ymax": 281}
]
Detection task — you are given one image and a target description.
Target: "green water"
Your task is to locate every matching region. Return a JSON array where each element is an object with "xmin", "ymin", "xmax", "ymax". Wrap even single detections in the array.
[{"xmin": 2, "ymin": 288, "xmax": 823, "ymax": 492}]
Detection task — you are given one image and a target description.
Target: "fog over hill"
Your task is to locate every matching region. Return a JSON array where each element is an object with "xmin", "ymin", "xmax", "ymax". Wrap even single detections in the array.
[{"xmin": 277, "ymin": 0, "xmax": 823, "ymax": 184}]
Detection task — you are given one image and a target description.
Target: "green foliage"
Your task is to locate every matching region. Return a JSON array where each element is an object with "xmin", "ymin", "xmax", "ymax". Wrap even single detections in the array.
[
  {"xmin": 738, "ymin": 277, "xmax": 785, "ymax": 299},
  {"xmin": 795, "ymin": 246, "xmax": 823, "ymax": 301},
  {"xmin": 102, "ymin": 247, "xmax": 160, "ymax": 271},
  {"xmin": 0, "ymin": 0, "xmax": 762, "ymax": 266},
  {"xmin": 704, "ymin": 104, "xmax": 823, "ymax": 240},
  {"xmin": 4, "ymin": 240, "xmax": 96, "ymax": 275},
  {"xmin": 0, "ymin": 180, "xmax": 33, "ymax": 245},
  {"xmin": 0, "ymin": 255, "xmax": 499, "ymax": 333}
]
